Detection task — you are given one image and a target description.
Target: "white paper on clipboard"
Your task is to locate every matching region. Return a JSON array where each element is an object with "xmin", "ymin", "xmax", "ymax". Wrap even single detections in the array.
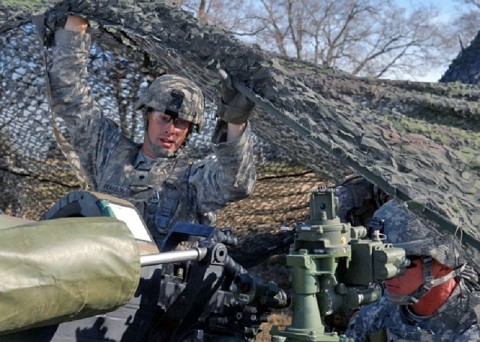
[{"xmin": 107, "ymin": 202, "xmax": 152, "ymax": 242}]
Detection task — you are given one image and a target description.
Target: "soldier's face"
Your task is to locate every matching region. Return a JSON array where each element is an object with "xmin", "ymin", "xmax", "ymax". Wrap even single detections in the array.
[
  {"xmin": 145, "ymin": 111, "xmax": 191, "ymax": 155},
  {"xmin": 384, "ymin": 258, "xmax": 424, "ymax": 298},
  {"xmin": 384, "ymin": 257, "xmax": 457, "ymax": 317},
  {"xmin": 385, "ymin": 257, "xmax": 452, "ymax": 301}
]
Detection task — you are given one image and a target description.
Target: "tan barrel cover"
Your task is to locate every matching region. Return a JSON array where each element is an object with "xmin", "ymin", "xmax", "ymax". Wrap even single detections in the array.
[{"xmin": 0, "ymin": 216, "xmax": 140, "ymax": 334}]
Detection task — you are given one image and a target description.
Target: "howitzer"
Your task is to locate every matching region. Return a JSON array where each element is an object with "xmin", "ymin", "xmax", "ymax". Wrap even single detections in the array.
[
  {"xmin": 0, "ymin": 189, "xmax": 407, "ymax": 341},
  {"xmin": 0, "ymin": 191, "xmax": 289, "ymax": 341},
  {"xmin": 270, "ymin": 187, "xmax": 409, "ymax": 342}
]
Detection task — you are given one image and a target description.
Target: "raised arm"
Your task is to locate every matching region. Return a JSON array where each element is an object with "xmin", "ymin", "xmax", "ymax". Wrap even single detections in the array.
[
  {"xmin": 48, "ymin": 15, "xmax": 120, "ymax": 188},
  {"xmin": 48, "ymin": 15, "xmax": 97, "ymax": 134},
  {"xmin": 189, "ymin": 71, "xmax": 256, "ymax": 215}
]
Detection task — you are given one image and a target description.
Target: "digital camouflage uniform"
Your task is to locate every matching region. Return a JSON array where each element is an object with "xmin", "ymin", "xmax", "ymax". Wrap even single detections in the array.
[
  {"xmin": 48, "ymin": 29, "xmax": 256, "ymax": 246},
  {"xmin": 335, "ymin": 176, "xmax": 390, "ymax": 228},
  {"xmin": 346, "ymin": 200, "xmax": 480, "ymax": 341},
  {"xmin": 347, "ymin": 286, "xmax": 480, "ymax": 342}
]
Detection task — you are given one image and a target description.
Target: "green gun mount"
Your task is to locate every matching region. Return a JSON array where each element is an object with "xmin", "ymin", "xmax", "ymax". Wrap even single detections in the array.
[{"xmin": 271, "ymin": 186, "xmax": 408, "ymax": 342}]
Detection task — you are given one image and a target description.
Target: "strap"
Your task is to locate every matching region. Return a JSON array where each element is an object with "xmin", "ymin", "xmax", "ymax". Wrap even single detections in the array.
[
  {"xmin": 155, "ymin": 158, "xmax": 189, "ymax": 230},
  {"xmin": 404, "ymin": 256, "xmax": 434, "ymax": 304},
  {"xmin": 387, "ymin": 258, "xmax": 467, "ymax": 305},
  {"xmin": 428, "ymin": 263, "xmax": 466, "ymax": 288},
  {"xmin": 32, "ymin": 14, "xmax": 89, "ymax": 190},
  {"xmin": 409, "ymin": 258, "xmax": 466, "ymax": 304},
  {"xmin": 155, "ymin": 183, "xmax": 180, "ymax": 230}
]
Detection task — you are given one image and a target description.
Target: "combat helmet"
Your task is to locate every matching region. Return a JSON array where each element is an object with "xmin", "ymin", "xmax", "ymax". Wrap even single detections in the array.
[
  {"xmin": 135, "ymin": 74, "xmax": 205, "ymax": 133},
  {"xmin": 370, "ymin": 199, "xmax": 468, "ymax": 304}
]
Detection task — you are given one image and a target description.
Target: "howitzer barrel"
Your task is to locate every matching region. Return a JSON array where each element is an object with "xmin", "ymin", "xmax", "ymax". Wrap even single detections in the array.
[{"xmin": 140, "ymin": 247, "xmax": 207, "ymax": 266}]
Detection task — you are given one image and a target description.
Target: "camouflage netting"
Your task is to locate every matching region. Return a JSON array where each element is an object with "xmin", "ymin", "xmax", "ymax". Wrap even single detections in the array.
[{"xmin": 0, "ymin": 0, "xmax": 479, "ymax": 263}]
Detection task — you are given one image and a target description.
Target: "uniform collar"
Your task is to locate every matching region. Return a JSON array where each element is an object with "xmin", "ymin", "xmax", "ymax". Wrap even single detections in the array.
[
  {"xmin": 134, "ymin": 149, "xmax": 184, "ymax": 169},
  {"xmin": 134, "ymin": 149, "xmax": 154, "ymax": 169}
]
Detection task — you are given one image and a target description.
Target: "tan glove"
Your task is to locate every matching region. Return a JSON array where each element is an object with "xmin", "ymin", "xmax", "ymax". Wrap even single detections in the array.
[{"xmin": 216, "ymin": 69, "xmax": 255, "ymax": 124}]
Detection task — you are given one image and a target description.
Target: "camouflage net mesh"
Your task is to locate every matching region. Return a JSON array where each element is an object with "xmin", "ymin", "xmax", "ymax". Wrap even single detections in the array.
[{"xmin": 0, "ymin": 0, "xmax": 479, "ymax": 263}]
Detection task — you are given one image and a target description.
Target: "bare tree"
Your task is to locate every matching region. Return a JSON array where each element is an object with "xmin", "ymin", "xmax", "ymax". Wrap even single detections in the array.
[
  {"xmin": 451, "ymin": 0, "xmax": 480, "ymax": 49},
  {"xmin": 251, "ymin": 0, "xmax": 454, "ymax": 79},
  {"xmin": 464, "ymin": 0, "xmax": 480, "ymax": 7},
  {"xmin": 182, "ymin": 0, "xmax": 263, "ymax": 35},
  {"xmin": 181, "ymin": 0, "xmax": 466, "ymax": 80}
]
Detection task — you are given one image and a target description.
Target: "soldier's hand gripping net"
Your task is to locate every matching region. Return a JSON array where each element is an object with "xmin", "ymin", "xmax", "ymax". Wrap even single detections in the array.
[{"xmin": 216, "ymin": 69, "xmax": 255, "ymax": 124}]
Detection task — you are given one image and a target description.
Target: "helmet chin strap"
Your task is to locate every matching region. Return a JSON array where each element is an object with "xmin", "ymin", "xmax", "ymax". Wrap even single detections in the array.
[
  {"xmin": 144, "ymin": 129, "xmax": 176, "ymax": 158},
  {"xmin": 386, "ymin": 256, "xmax": 466, "ymax": 305}
]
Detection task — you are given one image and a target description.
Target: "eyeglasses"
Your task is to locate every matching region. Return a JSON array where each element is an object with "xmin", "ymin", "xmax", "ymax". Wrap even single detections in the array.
[
  {"xmin": 406, "ymin": 256, "xmax": 421, "ymax": 269},
  {"xmin": 149, "ymin": 112, "xmax": 190, "ymax": 129}
]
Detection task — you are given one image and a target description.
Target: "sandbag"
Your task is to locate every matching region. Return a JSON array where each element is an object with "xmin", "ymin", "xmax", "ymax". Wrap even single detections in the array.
[{"xmin": 0, "ymin": 216, "xmax": 140, "ymax": 334}]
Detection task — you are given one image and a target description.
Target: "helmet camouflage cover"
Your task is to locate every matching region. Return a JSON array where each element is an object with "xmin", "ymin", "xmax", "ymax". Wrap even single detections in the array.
[
  {"xmin": 135, "ymin": 74, "xmax": 205, "ymax": 132},
  {"xmin": 371, "ymin": 200, "xmax": 469, "ymax": 269}
]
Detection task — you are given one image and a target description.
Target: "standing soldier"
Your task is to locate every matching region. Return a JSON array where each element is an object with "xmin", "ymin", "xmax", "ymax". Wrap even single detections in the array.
[
  {"xmin": 335, "ymin": 176, "xmax": 390, "ymax": 227},
  {"xmin": 48, "ymin": 16, "xmax": 256, "ymax": 246}
]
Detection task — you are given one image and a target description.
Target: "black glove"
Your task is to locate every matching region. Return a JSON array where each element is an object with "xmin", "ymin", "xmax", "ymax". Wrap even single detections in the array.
[{"xmin": 216, "ymin": 69, "xmax": 255, "ymax": 124}]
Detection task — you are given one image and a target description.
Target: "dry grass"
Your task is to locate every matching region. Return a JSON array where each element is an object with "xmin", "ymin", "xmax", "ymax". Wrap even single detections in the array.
[
  {"xmin": 256, "ymin": 312, "xmax": 292, "ymax": 341},
  {"xmin": 247, "ymin": 255, "xmax": 293, "ymax": 341}
]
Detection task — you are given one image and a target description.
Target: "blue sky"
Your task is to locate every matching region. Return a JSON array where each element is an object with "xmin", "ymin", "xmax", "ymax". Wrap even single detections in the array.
[
  {"xmin": 394, "ymin": 0, "xmax": 467, "ymax": 25},
  {"xmin": 393, "ymin": 0, "xmax": 468, "ymax": 81},
  {"xmin": 395, "ymin": 0, "xmax": 456, "ymax": 12}
]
